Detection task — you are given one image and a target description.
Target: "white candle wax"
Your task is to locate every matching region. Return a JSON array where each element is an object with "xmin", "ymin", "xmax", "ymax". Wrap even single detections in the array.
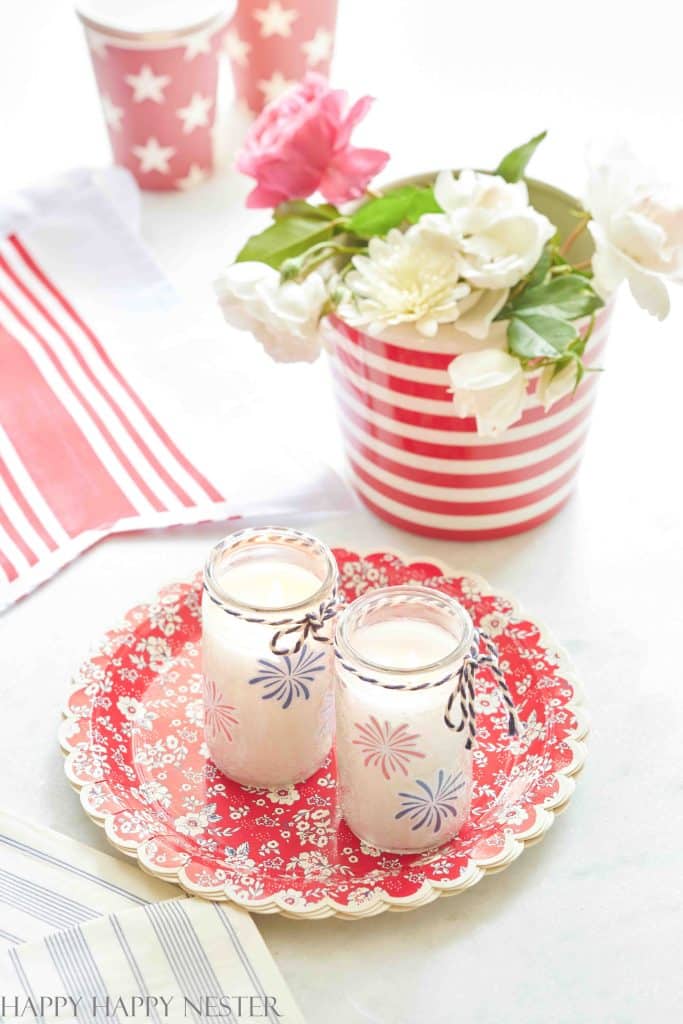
[
  {"xmin": 202, "ymin": 540, "xmax": 337, "ymax": 789},
  {"xmin": 218, "ymin": 559, "xmax": 322, "ymax": 609},
  {"xmin": 335, "ymin": 603, "xmax": 473, "ymax": 853},
  {"xmin": 351, "ymin": 618, "xmax": 456, "ymax": 671}
]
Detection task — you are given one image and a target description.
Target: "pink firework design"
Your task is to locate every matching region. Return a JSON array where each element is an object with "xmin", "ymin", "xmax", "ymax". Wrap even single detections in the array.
[
  {"xmin": 353, "ymin": 717, "xmax": 425, "ymax": 780},
  {"xmin": 203, "ymin": 677, "xmax": 239, "ymax": 742}
]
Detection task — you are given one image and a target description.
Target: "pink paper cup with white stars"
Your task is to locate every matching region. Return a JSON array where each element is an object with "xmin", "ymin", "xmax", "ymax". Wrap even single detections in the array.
[
  {"xmin": 225, "ymin": 0, "xmax": 338, "ymax": 113},
  {"xmin": 76, "ymin": 0, "xmax": 236, "ymax": 190}
]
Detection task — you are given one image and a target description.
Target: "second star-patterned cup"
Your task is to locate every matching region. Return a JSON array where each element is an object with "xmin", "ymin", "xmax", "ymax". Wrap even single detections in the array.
[
  {"xmin": 224, "ymin": 0, "xmax": 338, "ymax": 113},
  {"xmin": 75, "ymin": 0, "xmax": 235, "ymax": 190}
]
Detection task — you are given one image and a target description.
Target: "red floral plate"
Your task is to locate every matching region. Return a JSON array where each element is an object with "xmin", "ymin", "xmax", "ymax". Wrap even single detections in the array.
[{"xmin": 60, "ymin": 549, "xmax": 587, "ymax": 920}]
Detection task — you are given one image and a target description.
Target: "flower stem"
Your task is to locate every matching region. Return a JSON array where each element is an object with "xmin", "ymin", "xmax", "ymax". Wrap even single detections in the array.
[
  {"xmin": 293, "ymin": 240, "xmax": 366, "ymax": 280},
  {"xmin": 559, "ymin": 212, "xmax": 591, "ymax": 258}
]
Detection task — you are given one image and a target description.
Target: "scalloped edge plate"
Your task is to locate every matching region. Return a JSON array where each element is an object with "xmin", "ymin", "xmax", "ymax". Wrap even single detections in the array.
[{"xmin": 60, "ymin": 549, "xmax": 588, "ymax": 920}]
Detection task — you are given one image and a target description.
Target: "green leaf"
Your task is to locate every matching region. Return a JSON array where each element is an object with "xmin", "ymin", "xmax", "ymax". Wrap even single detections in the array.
[
  {"xmin": 501, "ymin": 274, "xmax": 604, "ymax": 321},
  {"xmin": 508, "ymin": 315, "xmax": 578, "ymax": 359},
  {"xmin": 404, "ymin": 187, "xmax": 442, "ymax": 223},
  {"xmin": 236, "ymin": 215, "xmax": 336, "ymax": 269},
  {"xmin": 525, "ymin": 245, "xmax": 552, "ymax": 289},
  {"xmin": 495, "ymin": 131, "xmax": 547, "ymax": 183},
  {"xmin": 348, "ymin": 186, "xmax": 442, "ymax": 238},
  {"xmin": 273, "ymin": 200, "xmax": 339, "ymax": 221}
]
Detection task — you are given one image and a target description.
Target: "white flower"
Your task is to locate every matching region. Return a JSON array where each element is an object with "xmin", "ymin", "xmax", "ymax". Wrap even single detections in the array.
[
  {"xmin": 116, "ymin": 695, "xmax": 156, "ymax": 731},
  {"xmin": 537, "ymin": 360, "xmax": 579, "ymax": 411},
  {"xmin": 474, "ymin": 691, "xmax": 501, "ymax": 715},
  {"xmin": 138, "ymin": 780, "xmax": 171, "ymax": 808},
  {"xmin": 433, "ymin": 169, "xmax": 555, "ymax": 290},
  {"xmin": 277, "ymin": 889, "xmax": 305, "ymax": 909},
  {"xmin": 497, "ymin": 803, "xmax": 527, "ymax": 826},
  {"xmin": 266, "ymin": 784, "xmax": 299, "ymax": 806},
  {"xmin": 185, "ymin": 698, "xmax": 204, "ymax": 727},
  {"xmin": 174, "ymin": 811, "xmax": 209, "ymax": 836},
  {"xmin": 452, "ymin": 287, "xmax": 509, "ymax": 340},
  {"xmin": 586, "ymin": 141, "xmax": 683, "ymax": 319},
  {"xmin": 435, "ymin": 167, "xmax": 530, "ymax": 218},
  {"xmin": 479, "ymin": 611, "xmax": 510, "ymax": 636},
  {"xmin": 214, "ymin": 261, "xmax": 327, "ymax": 362},
  {"xmin": 448, "ymin": 349, "xmax": 526, "ymax": 436},
  {"xmin": 339, "ymin": 221, "xmax": 471, "ymax": 338}
]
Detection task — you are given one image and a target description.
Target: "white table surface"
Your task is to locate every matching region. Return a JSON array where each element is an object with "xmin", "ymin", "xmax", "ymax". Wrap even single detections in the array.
[{"xmin": 2, "ymin": 2, "xmax": 683, "ymax": 1022}]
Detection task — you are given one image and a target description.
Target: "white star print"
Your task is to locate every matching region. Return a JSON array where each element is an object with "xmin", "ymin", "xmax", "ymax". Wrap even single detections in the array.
[
  {"xmin": 253, "ymin": 0, "xmax": 298, "ymax": 38},
  {"xmin": 258, "ymin": 71, "xmax": 296, "ymax": 105},
  {"xmin": 301, "ymin": 28, "xmax": 333, "ymax": 66},
  {"xmin": 86, "ymin": 29, "xmax": 109, "ymax": 58},
  {"xmin": 132, "ymin": 137, "xmax": 175, "ymax": 174},
  {"xmin": 177, "ymin": 93, "xmax": 213, "ymax": 133},
  {"xmin": 184, "ymin": 30, "xmax": 212, "ymax": 60},
  {"xmin": 101, "ymin": 93, "xmax": 123, "ymax": 132},
  {"xmin": 125, "ymin": 65, "xmax": 171, "ymax": 104},
  {"xmin": 176, "ymin": 165, "xmax": 209, "ymax": 190},
  {"xmin": 223, "ymin": 28, "xmax": 251, "ymax": 67}
]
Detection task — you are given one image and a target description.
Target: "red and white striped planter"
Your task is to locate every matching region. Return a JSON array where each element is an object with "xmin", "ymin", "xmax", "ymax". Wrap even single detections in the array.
[{"xmin": 326, "ymin": 307, "xmax": 611, "ymax": 540}]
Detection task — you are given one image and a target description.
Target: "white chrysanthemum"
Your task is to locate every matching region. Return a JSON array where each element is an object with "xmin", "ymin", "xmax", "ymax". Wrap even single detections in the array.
[
  {"xmin": 338, "ymin": 222, "xmax": 472, "ymax": 338},
  {"xmin": 214, "ymin": 261, "xmax": 326, "ymax": 363}
]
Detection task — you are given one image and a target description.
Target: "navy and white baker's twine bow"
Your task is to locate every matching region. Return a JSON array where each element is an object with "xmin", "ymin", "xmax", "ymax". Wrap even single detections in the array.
[
  {"xmin": 203, "ymin": 527, "xmax": 340, "ymax": 656},
  {"xmin": 335, "ymin": 627, "xmax": 519, "ymax": 749},
  {"xmin": 445, "ymin": 631, "xmax": 518, "ymax": 747}
]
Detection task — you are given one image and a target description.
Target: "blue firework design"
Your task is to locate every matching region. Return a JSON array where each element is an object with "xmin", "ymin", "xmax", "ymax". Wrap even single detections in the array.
[
  {"xmin": 395, "ymin": 769, "xmax": 466, "ymax": 833},
  {"xmin": 248, "ymin": 644, "xmax": 327, "ymax": 709}
]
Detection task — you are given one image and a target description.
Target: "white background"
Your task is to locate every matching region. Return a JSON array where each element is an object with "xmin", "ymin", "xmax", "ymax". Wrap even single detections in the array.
[{"xmin": 2, "ymin": 2, "xmax": 683, "ymax": 1022}]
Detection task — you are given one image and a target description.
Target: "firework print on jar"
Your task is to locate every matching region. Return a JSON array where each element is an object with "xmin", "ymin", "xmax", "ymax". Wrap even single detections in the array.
[
  {"xmin": 353, "ymin": 717, "xmax": 425, "ymax": 780},
  {"xmin": 249, "ymin": 644, "xmax": 326, "ymax": 708},
  {"xmin": 202, "ymin": 676, "xmax": 240, "ymax": 741},
  {"xmin": 395, "ymin": 770, "xmax": 467, "ymax": 834}
]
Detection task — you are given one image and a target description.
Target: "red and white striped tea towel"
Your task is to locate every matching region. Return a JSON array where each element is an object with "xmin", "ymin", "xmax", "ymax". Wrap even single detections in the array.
[{"xmin": 0, "ymin": 168, "xmax": 350, "ymax": 610}]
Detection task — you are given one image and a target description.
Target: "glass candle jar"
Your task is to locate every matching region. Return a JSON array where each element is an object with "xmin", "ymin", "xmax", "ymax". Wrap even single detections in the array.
[
  {"xmin": 201, "ymin": 527, "xmax": 339, "ymax": 788},
  {"xmin": 334, "ymin": 586, "xmax": 478, "ymax": 854}
]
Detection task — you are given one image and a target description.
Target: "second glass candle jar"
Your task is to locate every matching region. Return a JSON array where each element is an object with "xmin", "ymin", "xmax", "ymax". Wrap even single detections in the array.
[
  {"xmin": 201, "ymin": 527, "xmax": 339, "ymax": 788},
  {"xmin": 334, "ymin": 585, "xmax": 475, "ymax": 853}
]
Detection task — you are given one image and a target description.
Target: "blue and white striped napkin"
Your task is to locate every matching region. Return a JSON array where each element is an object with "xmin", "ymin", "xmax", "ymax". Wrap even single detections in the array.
[{"xmin": 0, "ymin": 814, "xmax": 305, "ymax": 1023}]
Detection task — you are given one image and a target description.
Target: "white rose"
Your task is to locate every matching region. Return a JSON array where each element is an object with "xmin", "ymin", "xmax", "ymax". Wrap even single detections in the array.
[
  {"xmin": 435, "ymin": 167, "xmax": 530, "ymax": 218},
  {"xmin": 453, "ymin": 287, "xmax": 509, "ymax": 340},
  {"xmin": 585, "ymin": 141, "xmax": 683, "ymax": 319},
  {"xmin": 448, "ymin": 349, "xmax": 526, "ymax": 436},
  {"xmin": 537, "ymin": 360, "xmax": 579, "ymax": 412},
  {"xmin": 433, "ymin": 169, "xmax": 555, "ymax": 290},
  {"xmin": 214, "ymin": 261, "xmax": 327, "ymax": 363},
  {"xmin": 339, "ymin": 221, "xmax": 471, "ymax": 338}
]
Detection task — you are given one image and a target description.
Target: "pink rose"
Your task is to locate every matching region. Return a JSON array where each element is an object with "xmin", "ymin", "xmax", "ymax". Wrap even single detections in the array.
[{"xmin": 236, "ymin": 73, "xmax": 389, "ymax": 209}]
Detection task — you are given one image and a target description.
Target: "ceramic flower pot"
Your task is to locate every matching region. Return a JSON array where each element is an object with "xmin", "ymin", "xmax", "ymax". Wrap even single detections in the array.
[{"xmin": 325, "ymin": 175, "xmax": 612, "ymax": 541}]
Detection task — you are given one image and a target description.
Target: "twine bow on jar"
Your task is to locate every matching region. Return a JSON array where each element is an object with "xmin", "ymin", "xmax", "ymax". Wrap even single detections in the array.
[
  {"xmin": 203, "ymin": 526, "xmax": 341, "ymax": 657},
  {"xmin": 445, "ymin": 629, "xmax": 519, "ymax": 749},
  {"xmin": 334, "ymin": 623, "xmax": 520, "ymax": 750},
  {"xmin": 203, "ymin": 584, "xmax": 341, "ymax": 655},
  {"xmin": 270, "ymin": 592, "xmax": 340, "ymax": 655}
]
